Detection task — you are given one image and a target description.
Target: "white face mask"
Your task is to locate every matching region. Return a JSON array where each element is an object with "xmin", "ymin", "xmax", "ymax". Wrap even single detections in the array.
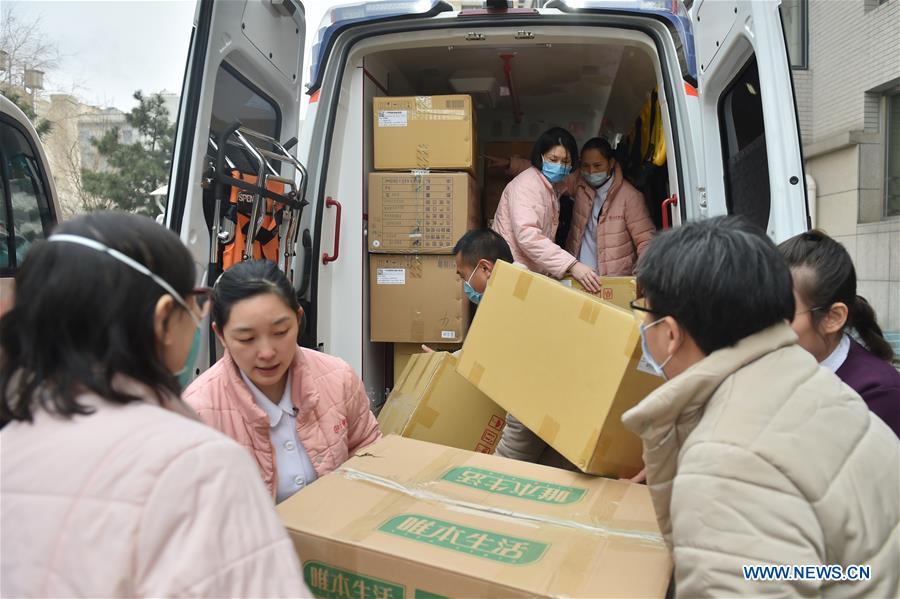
[
  {"xmin": 639, "ymin": 317, "xmax": 673, "ymax": 380},
  {"xmin": 584, "ymin": 170, "xmax": 612, "ymax": 189}
]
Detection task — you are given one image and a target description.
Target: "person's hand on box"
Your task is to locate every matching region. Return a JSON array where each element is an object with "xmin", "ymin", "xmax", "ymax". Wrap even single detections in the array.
[
  {"xmin": 569, "ymin": 261, "xmax": 602, "ymax": 294},
  {"xmin": 621, "ymin": 468, "xmax": 647, "ymax": 484},
  {"xmin": 420, "ymin": 345, "xmax": 435, "ymax": 353}
]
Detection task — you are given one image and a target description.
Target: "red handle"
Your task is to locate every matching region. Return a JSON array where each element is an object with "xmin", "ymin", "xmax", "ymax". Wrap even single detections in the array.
[
  {"xmin": 661, "ymin": 195, "xmax": 678, "ymax": 230},
  {"xmin": 322, "ymin": 197, "xmax": 342, "ymax": 265}
]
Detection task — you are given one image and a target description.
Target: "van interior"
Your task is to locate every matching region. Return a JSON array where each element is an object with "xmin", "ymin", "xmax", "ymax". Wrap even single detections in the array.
[{"xmin": 340, "ymin": 29, "xmax": 673, "ymax": 410}]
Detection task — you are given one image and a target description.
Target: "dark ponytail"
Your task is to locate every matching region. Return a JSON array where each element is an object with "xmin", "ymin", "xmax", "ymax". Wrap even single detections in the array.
[
  {"xmin": 778, "ymin": 230, "xmax": 894, "ymax": 362},
  {"xmin": 851, "ymin": 295, "xmax": 894, "ymax": 361}
]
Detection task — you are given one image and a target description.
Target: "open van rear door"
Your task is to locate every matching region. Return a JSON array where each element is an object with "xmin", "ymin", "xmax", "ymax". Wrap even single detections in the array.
[
  {"xmin": 165, "ymin": 0, "xmax": 306, "ymax": 374},
  {"xmin": 690, "ymin": 0, "xmax": 808, "ymax": 241},
  {"xmin": 166, "ymin": 0, "xmax": 306, "ymax": 266}
]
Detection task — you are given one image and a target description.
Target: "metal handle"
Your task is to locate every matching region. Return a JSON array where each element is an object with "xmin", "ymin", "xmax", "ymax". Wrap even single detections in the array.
[
  {"xmin": 661, "ymin": 195, "xmax": 678, "ymax": 230},
  {"xmin": 322, "ymin": 197, "xmax": 342, "ymax": 265}
]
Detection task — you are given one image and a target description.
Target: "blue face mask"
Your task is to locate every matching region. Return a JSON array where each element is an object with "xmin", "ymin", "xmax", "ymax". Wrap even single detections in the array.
[
  {"xmin": 176, "ymin": 328, "xmax": 203, "ymax": 388},
  {"xmin": 639, "ymin": 318, "xmax": 673, "ymax": 380},
  {"xmin": 464, "ymin": 268, "xmax": 483, "ymax": 304},
  {"xmin": 541, "ymin": 161, "xmax": 571, "ymax": 183}
]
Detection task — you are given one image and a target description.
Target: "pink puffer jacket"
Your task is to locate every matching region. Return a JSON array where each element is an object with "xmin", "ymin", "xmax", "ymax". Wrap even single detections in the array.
[
  {"xmin": 492, "ymin": 166, "xmax": 578, "ymax": 278},
  {"xmin": 507, "ymin": 158, "xmax": 655, "ymax": 275},
  {"xmin": 564, "ymin": 162, "xmax": 655, "ymax": 276},
  {"xmin": 1, "ymin": 381, "xmax": 309, "ymax": 597},
  {"xmin": 184, "ymin": 346, "xmax": 381, "ymax": 499}
]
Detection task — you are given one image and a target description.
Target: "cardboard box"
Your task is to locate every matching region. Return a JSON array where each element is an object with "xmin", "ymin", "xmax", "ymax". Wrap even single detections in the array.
[
  {"xmin": 561, "ymin": 275, "xmax": 638, "ymax": 310},
  {"xmin": 393, "ymin": 343, "xmax": 459, "ymax": 382},
  {"xmin": 278, "ymin": 436, "xmax": 672, "ymax": 599},
  {"xmin": 457, "ymin": 261, "xmax": 661, "ymax": 477},
  {"xmin": 373, "ymin": 95, "xmax": 476, "ymax": 174},
  {"xmin": 482, "ymin": 141, "xmax": 534, "ymax": 222},
  {"xmin": 370, "ymin": 254, "xmax": 469, "ymax": 343},
  {"xmin": 368, "ymin": 172, "xmax": 481, "ymax": 254},
  {"xmin": 379, "ymin": 352, "xmax": 506, "ymax": 453}
]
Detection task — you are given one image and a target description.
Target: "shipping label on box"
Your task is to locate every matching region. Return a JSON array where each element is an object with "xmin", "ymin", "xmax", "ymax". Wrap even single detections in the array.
[
  {"xmin": 278, "ymin": 436, "xmax": 672, "ymax": 599},
  {"xmin": 457, "ymin": 261, "xmax": 661, "ymax": 477},
  {"xmin": 373, "ymin": 95, "xmax": 476, "ymax": 174},
  {"xmin": 368, "ymin": 172, "xmax": 480, "ymax": 253},
  {"xmin": 561, "ymin": 275, "xmax": 638, "ymax": 310},
  {"xmin": 379, "ymin": 352, "xmax": 506, "ymax": 453},
  {"xmin": 370, "ymin": 255, "xmax": 469, "ymax": 344}
]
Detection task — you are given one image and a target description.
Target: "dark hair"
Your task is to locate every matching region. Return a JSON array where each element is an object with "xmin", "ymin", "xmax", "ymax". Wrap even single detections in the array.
[
  {"xmin": 530, "ymin": 127, "xmax": 580, "ymax": 170},
  {"xmin": 452, "ymin": 229, "xmax": 514, "ymax": 268},
  {"xmin": 778, "ymin": 230, "xmax": 893, "ymax": 361},
  {"xmin": 635, "ymin": 216, "xmax": 795, "ymax": 355},
  {"xmin": 212, "ymin": 259, "xmax": 300, "ymax": 328},
  {"xmin": 581, "ymin": 137, "xmax": 614, "ymax": 161},
  {"xmin": 0, "ymin": 212, "xmax": 195, "ymax": 422}
]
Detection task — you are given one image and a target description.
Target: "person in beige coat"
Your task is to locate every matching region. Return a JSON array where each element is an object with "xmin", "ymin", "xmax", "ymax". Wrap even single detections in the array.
[
  {"xmin": 622, "ymin": 216, "xmax": 899, "ymax": 597},
  {"xmin": 0, "ymin": 213, "xmax": 310, "ymax": 598}
]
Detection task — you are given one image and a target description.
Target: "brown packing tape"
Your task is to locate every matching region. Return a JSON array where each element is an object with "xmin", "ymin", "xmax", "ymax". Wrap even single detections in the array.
[
  {"xmin": 413, "ymin": 404, "xmax": 440, "ymax": 429},
  {"xmin": 578, "ymin": 299, "xmax": 602, "ymax": 325},
  {"xmin": 411, "ymin": 316, "xmax": 426, "ymax": 341},
  {"xmin": 467, "ymin": 362, "xmax": 485, "ymax": 387},
  {"xmin": 512, "ymin": 270, "xmax": 533, "ymax": 301},
  {"xmin": 538, "ymin": 416, "xmax": 561, "ymax": 445}
]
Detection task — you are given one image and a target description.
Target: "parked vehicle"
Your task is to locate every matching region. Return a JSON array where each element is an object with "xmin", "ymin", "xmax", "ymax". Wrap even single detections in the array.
[{"xmin": 165, "ymin": 0, "xmax": 809, "ymax": 403}]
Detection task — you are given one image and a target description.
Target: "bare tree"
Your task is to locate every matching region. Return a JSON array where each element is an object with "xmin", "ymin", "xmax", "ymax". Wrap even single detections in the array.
[
  {"xmin": 59, "ymin": 139, "xmax": 116, "ymax": 216},
  {"xmin": 0, "ymin": 5, "xmax": 60, "ymax": 137}
]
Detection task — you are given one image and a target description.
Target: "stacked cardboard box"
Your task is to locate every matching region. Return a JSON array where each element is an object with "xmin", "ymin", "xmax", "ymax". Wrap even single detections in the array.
[
  {"xmin": 456, "ymin": 261, "xmax": 661, "ymax": 478},
  {"xmin": 278, "ymin": 436, "xmax": 673, "ymax": 598},
  {"xmin": 369, "ymin": 95, "xmax": 480, "ymax": 348},
  {"xmin": 379, "ymin": 352, "xmax": 506, "ymax": 453}
]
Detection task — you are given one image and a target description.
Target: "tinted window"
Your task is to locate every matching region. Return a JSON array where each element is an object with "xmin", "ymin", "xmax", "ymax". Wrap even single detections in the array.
[
  {"xmin": 0, "ymin": 119, "xmax": 55, "ymax": 273},
  {"xmin": 718, "ymin": 57, "xmax": 770, "ymax": 231},
  {"xmin": 208, "ymin": 63, "xmax": 281, "ymax": 174}
]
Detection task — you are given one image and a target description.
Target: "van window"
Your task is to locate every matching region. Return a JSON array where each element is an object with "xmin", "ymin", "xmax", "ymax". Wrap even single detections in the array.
[
  {"xmin": 718, "ymin": 56, "xmax": 770, "ymax": 231},
  {"xmin": 208, "ymin": 63, "xmax": 281, "ymax": 174},
  {"xmin": 0, "ymin": 120, "xmax": 55, "ymax": 273}
]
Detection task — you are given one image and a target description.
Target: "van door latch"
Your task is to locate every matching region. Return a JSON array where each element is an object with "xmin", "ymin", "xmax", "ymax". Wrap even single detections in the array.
[
  {"xmin": 465, "ymin": 32, "xmax": 486, "ymax": 41},
  {"xmin": 515, "ymin": 30, "xmax": 534, "ymax": 40}
]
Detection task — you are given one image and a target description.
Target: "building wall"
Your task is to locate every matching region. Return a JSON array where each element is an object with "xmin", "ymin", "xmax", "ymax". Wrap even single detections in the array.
[{"xmin": 795, "ymin": 0, "xmax": 900, "ymax": 357}]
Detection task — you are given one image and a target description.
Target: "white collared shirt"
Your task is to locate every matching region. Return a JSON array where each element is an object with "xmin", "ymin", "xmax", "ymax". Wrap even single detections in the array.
[
  {"xmin": 240, "ymin": 370, "xmax": 318, "ymax": 503},
  {"xmin": 578, "ymin": 174, "xmax": 615, "ymax": 271},
  {"xmin": 820, "ymin": 333, "xmax": 851, "ymax": 373}
]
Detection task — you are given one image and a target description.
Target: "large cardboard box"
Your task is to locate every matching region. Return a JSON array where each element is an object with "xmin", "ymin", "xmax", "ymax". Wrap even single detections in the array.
[
  {"xmin": 368, "ymin": 172, "xmax": 480, "ymax": 253},
  {"xmin": 393, "ymin": 343, "xmax": 459, "ymax": 382},
  {"xmin": 370, "ymin": 255, "xmax": 468, "ymax": 343},
  {"xmin": 373, "ymin": 95, "xmax": 476, "ymax": 174},
  {"xmin": 482, "ymin": 141, "xmax": 534, "ymax": 223},
  {"xmin": 379, "ymin": 352, "xmax": 506, "ymax": 453},
  {"xmin": 457, "ymin": 261, "xmax": 661, "ymax": 477},
  {"xmin": 561, "ymin": 275, "xmax": 638, "ymax": 310},
  {"xmin": 278, "ymin": 436, "xmax": 672, "ymax": 599}
]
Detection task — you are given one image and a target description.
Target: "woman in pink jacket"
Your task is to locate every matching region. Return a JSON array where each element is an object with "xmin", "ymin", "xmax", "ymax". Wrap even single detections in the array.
[
  {"xmin": 1, "ymin": 212, "xmax": 308, "ymax": 597},
  {"xmin": 499, "ymin": 137, "xmax": 655, "ymax": 277},
  {"xmin": 184, "ymin": 260, "xmax": 381, "ymax": 503},
  {"xmin": 491, "ymin": 127, "xmax": 603, "ymax": 292}
]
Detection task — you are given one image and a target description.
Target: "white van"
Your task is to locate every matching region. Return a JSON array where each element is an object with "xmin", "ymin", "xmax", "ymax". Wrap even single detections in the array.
[{"xmin": 165, "ymin": 0, "xmax": 809, "ymax": 404}]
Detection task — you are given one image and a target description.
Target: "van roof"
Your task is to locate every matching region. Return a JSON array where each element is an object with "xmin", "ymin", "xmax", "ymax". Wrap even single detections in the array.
[{"xmin": 306, "ymin": 0, "xmax": 696, "ymax": 94}]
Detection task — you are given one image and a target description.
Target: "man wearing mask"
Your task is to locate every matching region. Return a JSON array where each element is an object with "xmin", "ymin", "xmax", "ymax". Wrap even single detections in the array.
[
  {"xmin": 429, "ymin": 229, "xmax": 577, "ymax": 470},
  {"xmin": 623, "ymin": 216, "xmax": 898, "ymax": 597}
]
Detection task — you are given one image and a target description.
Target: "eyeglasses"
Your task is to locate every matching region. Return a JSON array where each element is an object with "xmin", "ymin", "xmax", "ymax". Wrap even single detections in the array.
[
  {"xmin": 630, "ymin": 297, "xmax": 654, "ymax": 314},
  {"xmin": 794, "ymin": 305, "xmax": 828, "ymax": 318}
]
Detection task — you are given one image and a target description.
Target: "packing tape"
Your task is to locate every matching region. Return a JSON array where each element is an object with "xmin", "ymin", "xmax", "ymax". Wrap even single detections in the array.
[
  {"xmin": 538, "ymin": 416, "xmax": 561, "ymax": 445},
  {"xmin": 512, "ymin": 270, "xmax": 532, "ymax": 301},
  {"xmin": 411, "ymin": 313, "xmax": 426, "ymax": 341},
  {"xmin": 335, "ymin": 467, "xmax": 665, "ymax": 547},
  {"xmin": 467, "ymin": 361, "xmax": 485, "ymax": 387},
  {"xmin": 578, "ymin": 299, "xmax": 601, "ymax": 325},
  {"xmin": 413, "ymin": 404, "xmax": 440, "ymax": 430}
]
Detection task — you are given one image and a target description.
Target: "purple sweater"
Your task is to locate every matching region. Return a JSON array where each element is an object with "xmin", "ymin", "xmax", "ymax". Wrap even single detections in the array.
[{"xmin": 836, "ymin": 339, "xmax": 900, "ymax": 438}]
